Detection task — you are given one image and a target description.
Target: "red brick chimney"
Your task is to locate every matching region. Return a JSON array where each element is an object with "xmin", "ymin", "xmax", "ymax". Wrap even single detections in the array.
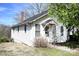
[{"xmin": 20, "ymin": 10, "xmax": 26, "ymax": 23}]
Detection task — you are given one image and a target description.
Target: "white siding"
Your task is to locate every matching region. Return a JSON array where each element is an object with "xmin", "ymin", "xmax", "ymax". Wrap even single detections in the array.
[
  {"xmin": 56, "ymin": 25, "xmax": 67, "ymax": 42},
  {"xmin": 33, "ymin": 17, "xmax": 68, "ymax": 43},
  {"xmin": 11, "ymin": 16, "xmax": 68, "ymax": 46},
  {"xmin": 11, "ymin": 24, "xmax": 35, "ymax": 46}
]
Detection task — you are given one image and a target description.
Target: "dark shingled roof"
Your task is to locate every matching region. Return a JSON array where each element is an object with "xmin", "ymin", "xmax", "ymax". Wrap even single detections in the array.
[{"xmin": 12, "ymin": 10, "xmax": 48, "ymax": 28}]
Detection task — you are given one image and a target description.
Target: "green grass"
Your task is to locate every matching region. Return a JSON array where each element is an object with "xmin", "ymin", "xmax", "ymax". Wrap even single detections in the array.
[{"xmin": 33, "ymin": 48, "xmax": 79, "ymax": 56}]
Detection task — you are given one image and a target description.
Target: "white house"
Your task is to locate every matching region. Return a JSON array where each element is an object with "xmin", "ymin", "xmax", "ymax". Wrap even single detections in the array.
[{"xmin": 11, "ymin": 10, "xmax": 68, "ymax": 46}]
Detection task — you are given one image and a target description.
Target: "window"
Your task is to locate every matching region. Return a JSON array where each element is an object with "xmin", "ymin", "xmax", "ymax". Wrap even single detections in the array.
[
  {"xmin": 35, "ymin": 24, "xmax": 40, "ymax": 37},
  {"xmin": 12, "ymin": 27, "xmax": 15, "ymax": 31},
  {"xmin": 61, "ymin": 26, "xmax": 64, "ymax": 36},
  {"xmin": 17, "ymin": 26, "xmax": 19, "ymax": 32},
  {"xmin": 24, "ymin": 24, "xmax": 27, "ymax": 32}
]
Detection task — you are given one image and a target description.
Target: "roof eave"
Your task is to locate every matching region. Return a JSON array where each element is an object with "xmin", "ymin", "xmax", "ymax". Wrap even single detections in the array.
[{"xmin": 11, "ymin": 10, "xmax": 48, "ymax": 28}]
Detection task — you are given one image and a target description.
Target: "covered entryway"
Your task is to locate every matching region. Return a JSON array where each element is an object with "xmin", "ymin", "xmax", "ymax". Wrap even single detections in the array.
[
  {"xmin": 44, "ymin": 24, "xmax": 56, "ymax": 42},
  {"xmin": 42, "ymin": 19, "xmax": 57, "ymax": 43}
]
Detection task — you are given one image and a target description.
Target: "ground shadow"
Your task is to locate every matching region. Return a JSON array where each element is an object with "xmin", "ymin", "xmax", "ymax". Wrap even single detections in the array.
[{"xmin": 55, "ymin": 35, "xmax": 79, "ymax": 49}]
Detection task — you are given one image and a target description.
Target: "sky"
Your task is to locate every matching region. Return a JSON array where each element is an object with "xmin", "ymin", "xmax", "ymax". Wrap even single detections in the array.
[{"xmin": 0, "ymin": 3, "xmax": 34, "ymax": 26}]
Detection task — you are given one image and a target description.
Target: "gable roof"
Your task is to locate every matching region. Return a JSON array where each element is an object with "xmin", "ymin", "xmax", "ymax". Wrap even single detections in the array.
[{"xmin": 12, "ymin": 10, "xmax": 48, "ymax": 28}]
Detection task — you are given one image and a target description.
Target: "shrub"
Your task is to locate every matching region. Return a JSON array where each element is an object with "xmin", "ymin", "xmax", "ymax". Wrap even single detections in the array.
[
  {"xmin": 0, "ymin": 36, "xmax": 12, "ymax": 43},
  {"xmin": 34, "ymin": 37, "xmax": 49, "ymax": 48}
]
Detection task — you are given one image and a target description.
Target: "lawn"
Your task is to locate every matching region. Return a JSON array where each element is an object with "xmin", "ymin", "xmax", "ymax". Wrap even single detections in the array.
[
  {"xmin": 33, "ymin": 48, "xmax": 79, "ymax": 56},
  {"xmin": 0, "ymin": 42, "xmax": 79, "ymax": 56}
]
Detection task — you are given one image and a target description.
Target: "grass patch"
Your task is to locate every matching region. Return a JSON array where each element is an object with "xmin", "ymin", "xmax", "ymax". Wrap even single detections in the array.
[{"xmin": 33, "ymin": 48, "xmax": 78, "ymax": 56}]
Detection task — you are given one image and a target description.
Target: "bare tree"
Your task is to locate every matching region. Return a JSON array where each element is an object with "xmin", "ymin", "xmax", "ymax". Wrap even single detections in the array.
[
  {"xmin": 29, "ymin": 3, "xmax": 49, "ymax": 16},
  {"xmin": 14, "ymin": 3, "xmax": 48, "ymax": 23}
]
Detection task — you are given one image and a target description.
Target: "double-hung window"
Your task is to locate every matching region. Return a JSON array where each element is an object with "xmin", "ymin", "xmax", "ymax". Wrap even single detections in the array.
[{"xmin": 35, "ymin": 24, "xmax": 40, "ymax": 37}]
